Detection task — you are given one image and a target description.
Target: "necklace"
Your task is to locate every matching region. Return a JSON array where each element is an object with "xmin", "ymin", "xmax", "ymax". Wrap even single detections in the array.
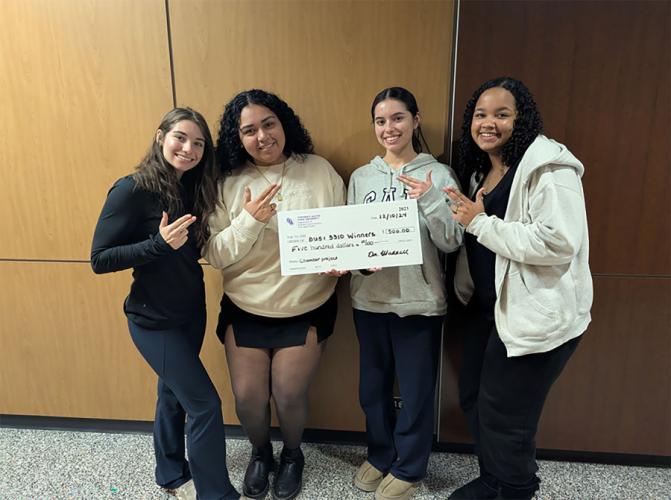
[{"xmin": 254, "ymin": 161, "xmax": 286, "ymax": 201}]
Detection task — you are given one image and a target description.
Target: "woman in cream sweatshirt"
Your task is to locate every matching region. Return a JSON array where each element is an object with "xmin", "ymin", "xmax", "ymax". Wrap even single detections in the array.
[{"xmin": 204, "ymin": 89, "xmax": 345, "ymax": 500}]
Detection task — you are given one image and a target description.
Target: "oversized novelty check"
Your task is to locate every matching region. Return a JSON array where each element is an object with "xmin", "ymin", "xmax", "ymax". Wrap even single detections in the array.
[{"xmin": 278, "ymin": 199, "xmax": 423, "ymax": 276}]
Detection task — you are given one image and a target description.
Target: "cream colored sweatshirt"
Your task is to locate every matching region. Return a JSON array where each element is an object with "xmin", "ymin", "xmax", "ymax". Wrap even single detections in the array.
[{"xmin": 204, "ymin": 154, "xmax": 346, "ymax": 317}]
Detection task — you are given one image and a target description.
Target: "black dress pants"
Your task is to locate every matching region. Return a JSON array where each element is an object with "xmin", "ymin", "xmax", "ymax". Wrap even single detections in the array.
[
  {"xmin": 128, "ymin": 314, "xmax": 239, "ymax": 500},
  {"xmin": 459, "ymin": 304, "xmax": 580, "ymax": 493}
]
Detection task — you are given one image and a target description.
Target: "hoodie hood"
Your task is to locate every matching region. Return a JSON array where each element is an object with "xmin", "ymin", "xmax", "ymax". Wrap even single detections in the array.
[
  {"xmin": 519, "ymin": 135, "xmax": 584, "ymax": 182},
  {"xmin": 370, "ymin": 153, "xmax": 438, "ymax": 174}
]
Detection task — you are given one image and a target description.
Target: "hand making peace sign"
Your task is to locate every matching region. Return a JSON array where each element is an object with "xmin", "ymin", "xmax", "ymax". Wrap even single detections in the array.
[
  {"xmin": 159, "ymin": 212, "xmax": 197, "ymax": 250},
  {"xmin": 244, "ymin": 183, "xmax": 282, "ymax": 223},
  {"xmin": 443, "ymin": 186, "xmax": 486, "ymax": 228},
  {"xmin": 398, "ymin": 170, "xmax": 434, "ymax": 199}
]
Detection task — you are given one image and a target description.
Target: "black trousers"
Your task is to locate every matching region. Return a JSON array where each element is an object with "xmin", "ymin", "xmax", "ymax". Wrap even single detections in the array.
[
  {"xmin": 128, "ymin": 315, "xmax": 239, "ymax": 500},
  {"xmin": 459, "ymin": 304, "xmax": 580, "ymax": 492}
]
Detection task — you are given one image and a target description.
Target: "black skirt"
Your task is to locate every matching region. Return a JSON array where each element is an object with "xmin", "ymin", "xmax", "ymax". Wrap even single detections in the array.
[{"xmin": 216, "ymin": 293, "xmax": 338, "ymax": 348}]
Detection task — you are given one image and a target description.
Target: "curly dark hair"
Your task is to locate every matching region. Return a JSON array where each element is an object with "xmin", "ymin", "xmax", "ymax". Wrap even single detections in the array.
[
  {"xmin": 371, "ymin": 87, "xmax": 431, "ymax": 154},
  {"xmin": 215, "ymin": 89, "xmax": 313, "ymax": 174},
  {"xmin": 458, "ymin": 77, "xmax": 543, "ymax": 184},
  {"xmin": 132, "ymin": 107, "xmax": 219, "ymax": 249}
]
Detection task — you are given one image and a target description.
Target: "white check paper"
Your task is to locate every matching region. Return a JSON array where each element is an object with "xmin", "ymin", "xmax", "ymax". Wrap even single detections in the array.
[{"xmin": 278, "ymin": 199, "xmax": 423, "ymax": 276}]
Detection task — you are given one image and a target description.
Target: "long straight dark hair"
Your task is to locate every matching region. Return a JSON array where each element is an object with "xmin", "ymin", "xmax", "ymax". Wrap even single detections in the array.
[
  {"xmin": 370, "ymin": 86, "xmax": 431, "ymax": 155},
  {"xmin": 133, "ymin": 107, "xmax": 219, "ymax": 248}
]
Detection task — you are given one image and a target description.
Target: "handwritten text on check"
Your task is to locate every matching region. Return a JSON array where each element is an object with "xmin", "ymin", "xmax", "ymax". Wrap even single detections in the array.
[{"xmin": 278, "ymin": 199, "xmax": 423, "ymax": 276}]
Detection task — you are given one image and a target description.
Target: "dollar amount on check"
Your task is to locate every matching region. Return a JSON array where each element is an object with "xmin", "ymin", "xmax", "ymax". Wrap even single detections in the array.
[{"xmin": 277, "ymin": 199, "xmax": 423, "ymax": 276}]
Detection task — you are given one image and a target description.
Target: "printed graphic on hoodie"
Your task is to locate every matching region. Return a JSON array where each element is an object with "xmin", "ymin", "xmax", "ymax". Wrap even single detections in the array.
[{"xmin": 363, "ymin": 186, "xmax": 408, "ymax": 204}]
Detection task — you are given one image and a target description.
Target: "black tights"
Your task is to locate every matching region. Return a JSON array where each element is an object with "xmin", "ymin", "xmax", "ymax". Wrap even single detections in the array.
[{"xmin": 224, "ymin": 326, "xmax": 324, "ymax": 449}]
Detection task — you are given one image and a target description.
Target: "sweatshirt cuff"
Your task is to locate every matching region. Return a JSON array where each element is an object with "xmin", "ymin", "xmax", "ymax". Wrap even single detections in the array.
[
  {"xmin": 234, "ymin": 208, "xmax": 268, "ymax": 237},
  {"xmin": 466, "ymin": 212, "xmax": 488, "ymax": 235}
]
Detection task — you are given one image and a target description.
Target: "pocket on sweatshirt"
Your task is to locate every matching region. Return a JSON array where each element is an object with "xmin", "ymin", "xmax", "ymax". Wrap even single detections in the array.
[
  {"xmin": 503, "ymin": 270, "xmax": 561, "ymax": 338},
  {"xmin": 353, "ymin": 265, "xmax": 435, "ymax": 305},
  {"xmin": 398, "ymin": 265, "xmax": 436, "ymax": 303}
]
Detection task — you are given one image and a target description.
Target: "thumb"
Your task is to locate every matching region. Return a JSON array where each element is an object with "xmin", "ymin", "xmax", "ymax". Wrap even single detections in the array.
[
  {"xmin": 476, "ymin": 188, "xmax": 486, "ymax": 202},
  {"xmin": 244, "ymin": 186, "xmax": 251, "ymax": 203},
  {"xmin": 160, "ymin": 211, "xmax": 168, "ymax": 228}
]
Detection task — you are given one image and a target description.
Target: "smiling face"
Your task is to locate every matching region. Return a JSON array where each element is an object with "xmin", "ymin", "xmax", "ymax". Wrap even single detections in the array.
[
  {"xmin": 238, "ymin": 104, "xmax": 287, "ymax": 166},
  {"xmin": 373, "ymin": 98, "xmax": 419, "ymax": 157},
  {"xmin": 159, "ymin": 119, "xmax": 205, "ymax": 178},
  {"xmin": 471, "ymin": 87, "xmax": 517, "ymax": 156}
]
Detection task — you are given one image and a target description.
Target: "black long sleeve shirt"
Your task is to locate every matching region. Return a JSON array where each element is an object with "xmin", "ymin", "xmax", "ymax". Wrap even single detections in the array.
[{"xmin": 91, "ymin": 176, "xmax": 205, "ymax": 329}]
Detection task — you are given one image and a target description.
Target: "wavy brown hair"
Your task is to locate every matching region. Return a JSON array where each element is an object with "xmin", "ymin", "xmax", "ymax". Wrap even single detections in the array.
[{"xmin": 133, "ymin": 107, "xmax": 219, "ymax": 248}]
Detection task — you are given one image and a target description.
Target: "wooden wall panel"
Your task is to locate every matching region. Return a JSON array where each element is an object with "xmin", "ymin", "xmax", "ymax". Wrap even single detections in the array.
[
  {"xmin": 169, "ymin": 0, "xmax": 456, "ymax": 431},
  {"xmin": 168, "ymin": 0, "xmax": 455, "ymax": 179},
  {"xmin": 0, "ymin": 262, "xmax": 153, "ymax": 419},
  {"xmin": 0, "ymin": 263, "xmax": 236, "ymax": 423},
  {"xmin": 0, "ymin": 0, "xmax": 173, "ymax": 260},
  {"xmin": 440, "ymin": 0, "xmax": 671, "ymax": 457},
  {"xmin": 448, "ymin": 0, "xmax": 670, "ymax": 276},
  {"xmin": 2, "ymin": 0, "xmax": 456, "ymax": 433},
  {"xmin": 440, "ymin": 276, "xmax": 671, "ymax": 456},
  {"xmin": 538, "ymin": 277, "xmax": 670, "ymax": 455}
]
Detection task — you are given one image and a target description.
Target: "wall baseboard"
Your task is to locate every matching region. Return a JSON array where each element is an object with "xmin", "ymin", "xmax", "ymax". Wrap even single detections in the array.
[{"xmin": 2, "ymin": 414, "xmax": 668, "ymax": 468}]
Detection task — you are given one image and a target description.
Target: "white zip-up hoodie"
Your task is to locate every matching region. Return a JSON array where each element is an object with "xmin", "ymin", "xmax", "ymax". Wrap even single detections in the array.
[{"xmin": 455, "ymin": 135, "xmax": 593, "ymax": 356}]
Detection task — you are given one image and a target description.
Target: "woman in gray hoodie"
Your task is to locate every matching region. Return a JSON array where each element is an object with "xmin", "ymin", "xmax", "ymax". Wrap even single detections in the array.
[{"xmin": 346, "ymin": 87, "xmax": 463, "ymax": 500}]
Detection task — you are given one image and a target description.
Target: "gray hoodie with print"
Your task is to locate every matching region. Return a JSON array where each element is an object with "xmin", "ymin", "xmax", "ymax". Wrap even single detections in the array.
[{"xmin": 347, "ymin": 153, "xmax": 463, "ymax": 317}]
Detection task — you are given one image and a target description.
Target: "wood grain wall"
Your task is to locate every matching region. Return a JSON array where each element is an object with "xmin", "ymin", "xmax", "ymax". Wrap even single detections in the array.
[
  {"xmin": 0, "ymin": 0, "xmax": 173, "ymax": 261},
  {"xmin": 1, "ymin": 0, "xmax": 456, "ymax": 434},
  {"xmin": 0, "ymin": 0, "xmax": 173, "ymax": 417},
  {"xmin": 438, "ymin": 0, "xmax": 671, "ymax": 456}
]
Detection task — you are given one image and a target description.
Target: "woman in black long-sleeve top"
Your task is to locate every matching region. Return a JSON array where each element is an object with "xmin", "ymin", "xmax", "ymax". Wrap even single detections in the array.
[{"xmin": 91, "ymin": 108, "xmax": 241, "ymax": 500}]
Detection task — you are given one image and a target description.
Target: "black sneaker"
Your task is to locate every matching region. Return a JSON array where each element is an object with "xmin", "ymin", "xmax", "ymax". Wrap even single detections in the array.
[
  {"xmin": 243, "ymin": 442, "xmax": 275, "ymax": 499},
  {"xmin": 272, "ymin": 446, "xmax": 304, "ymax": 500}
]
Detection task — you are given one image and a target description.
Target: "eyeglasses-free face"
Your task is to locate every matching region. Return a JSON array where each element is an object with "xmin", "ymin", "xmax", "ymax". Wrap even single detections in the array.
[{"xmin": 238, "ymin": 104, "xmax": 287, "ymax": 167}]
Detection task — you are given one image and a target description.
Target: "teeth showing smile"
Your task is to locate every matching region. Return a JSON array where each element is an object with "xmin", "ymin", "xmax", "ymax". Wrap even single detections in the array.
[
  {"xmin": 176, "ymin": 154, "xmax": 194, "ymax": 161},
  {"xmin": 478, "ymin": 132, "xmax": 499, "ymax": 142}
]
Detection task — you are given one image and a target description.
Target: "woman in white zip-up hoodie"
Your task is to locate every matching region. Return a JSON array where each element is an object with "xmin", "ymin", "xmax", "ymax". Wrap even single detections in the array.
[{"xmin": 444, "ymin": 77, "xmax": 592, "ymax": 500}]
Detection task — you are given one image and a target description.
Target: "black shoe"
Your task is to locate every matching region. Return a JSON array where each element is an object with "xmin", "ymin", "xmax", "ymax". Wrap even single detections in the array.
[
  {"xmin": 449, "ymin": 476, "xmax": 498, "ymax": 499},
  {"xmin": 243, "ymin": 442, "xmax": 275, "ymax": 499},
  {"xmin": 496, "ymin": 483, "xmax": 539, "ymax": 500},
  {"xmin": 272, "ymin": 446, "xmax": 304, "ymax": 500}
]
